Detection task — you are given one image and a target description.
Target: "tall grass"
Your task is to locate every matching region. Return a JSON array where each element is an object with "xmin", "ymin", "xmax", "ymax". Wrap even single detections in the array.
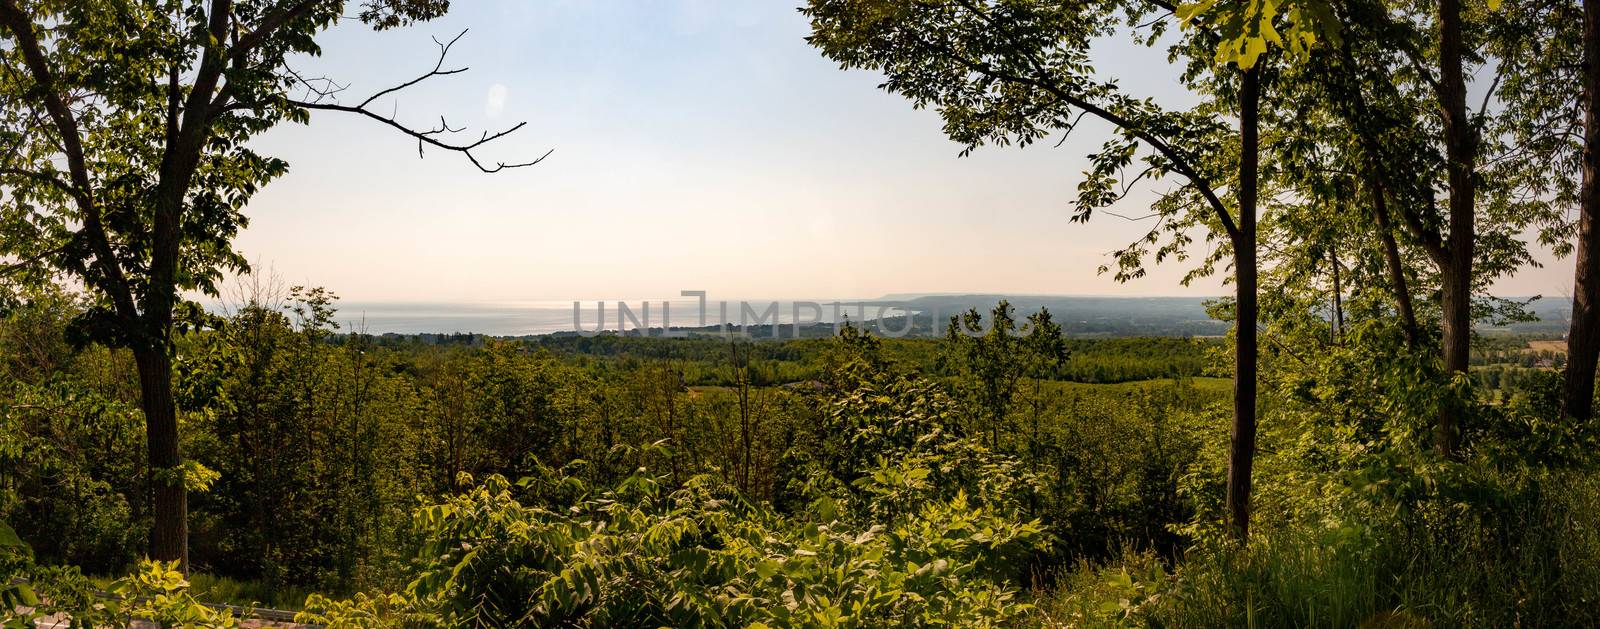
[
  {"xmin": 186, "ymin": 573, "xmax": 312, "ymax": 611},
  {"xmin": 1040, "ymin": 470, "xmax": 1600, "ymax": 628},
  {"xmin": 90, "ymin": 572, "xmax": 312, "ymax": 611}
]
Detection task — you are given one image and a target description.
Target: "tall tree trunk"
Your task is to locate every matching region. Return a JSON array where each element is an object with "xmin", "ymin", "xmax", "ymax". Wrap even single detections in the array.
[
  {"xmin": 1371, "ymin": 178, "xmax": 1420, "ymax": 346},
  {"xmin": 1226, "ymin": 65, "xmax": 1260, "ymax": 542},
  {"xmin": 135, "ymin": 346, "xmax": 187, "ymax": 570},
  {"xmin": 1564, "ymin": 0, "xmax": 1600, "ymax": 423},
  {"xmin": 1330, "ymin": 249, "xmax": 1344, "ymax": 344},
  {"xmin": 1436, "ymin": 0, "xmax": 1476, "ymax": 457},
  {"xmin": 1439, "ymin": 264, "xmax": 1471, "ymax": 454}
]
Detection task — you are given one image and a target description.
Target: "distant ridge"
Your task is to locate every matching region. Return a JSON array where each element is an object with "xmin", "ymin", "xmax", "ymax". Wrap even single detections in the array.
[{"xmin": 299, "ymin": 295, "xmax": 1571, "ymax": 337}]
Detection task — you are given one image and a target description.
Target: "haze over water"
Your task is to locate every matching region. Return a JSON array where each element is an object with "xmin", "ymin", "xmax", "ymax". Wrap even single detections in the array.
[{"xmin": 332, "ymin": 299, "xmax": 910, "ymax": 335}]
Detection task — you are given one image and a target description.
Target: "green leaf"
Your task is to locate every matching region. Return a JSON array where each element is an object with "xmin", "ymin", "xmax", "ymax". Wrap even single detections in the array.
[
  {"xmin": 17, "ymin": 584, "xmax": 39, "ymax": 607},
  {"xmin": 1239, "ymin": 37, "xmax": 1269, "ymax": 69},
  {"xmin": 0, "ymin": 522, "xmax": 23, "ymax": 548}
]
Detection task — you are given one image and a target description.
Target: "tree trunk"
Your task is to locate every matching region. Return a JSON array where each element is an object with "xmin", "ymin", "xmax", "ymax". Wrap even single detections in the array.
[
  {"xmin": 134, "ymin": 346, "xmax": 187, "ymax": 571},
  {"xmin": 1330, "ymin": 249, "xmax": 1344, "ymax": 345},
  {"xmin": 1439, "ymin": 263, "xmax": 1471, "ymax": 453},
  {"xmin": 1436, "ymin": 0, "xmax": 1475, "ymax": 457},
  {"xmin": 1564, "ymin": 0, "xmax": 1600, "ymax": 423},
  {"xmin": 1370, "ymin": 177, "xmax": 1420, "ymax": 346},
  {"xmin": 1225, "ymin": 65, "xmax": 1260, "ymax": 543}
]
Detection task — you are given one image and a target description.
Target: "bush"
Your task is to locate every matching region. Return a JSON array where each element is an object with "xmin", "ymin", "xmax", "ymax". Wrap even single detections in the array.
[
  {"xmin": 300, "ymin": 359, "xmax": 1050, "ymax": 628},
  {"xmin": 300, "ymin": 465, "xmax": 1044, "ymax": 628},
  {"xmin": 2, "ymin": 525, "xmax": 240, "ymax": 629}
]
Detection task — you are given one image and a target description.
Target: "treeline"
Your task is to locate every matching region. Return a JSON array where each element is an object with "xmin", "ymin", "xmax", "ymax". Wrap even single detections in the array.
[{"xmin": 521, "ymin": 331, "xmax": 1219, "ymax": 386}]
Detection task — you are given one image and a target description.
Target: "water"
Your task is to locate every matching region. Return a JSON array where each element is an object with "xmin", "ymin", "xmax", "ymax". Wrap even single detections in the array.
[{"xmin": 330, "ymin": 299, "xmax": 906, "ymax": 336}]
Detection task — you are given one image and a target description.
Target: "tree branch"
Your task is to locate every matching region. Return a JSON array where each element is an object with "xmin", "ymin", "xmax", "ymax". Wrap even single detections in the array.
[
  {"xmin": 0, "ymin": 243, "xmax": 69, "ymax": 277},
  {"xmin": 284, "ymin": 30, "xmax": 549, "ymax": 173},
  {"xmin": 229, "ymin": 0, "xmax": 323, "ymax": 61},
  {"xmin": 357, "ymin": 29, "xmax": 468, "ymax": 109},
  {"xmin": 288, "ymin": 100, "xmax": 551, "ymax": 172},
  {"xmin": 0, "ymin": 167, "xmax": 75, "ymax": 197},
  {"xmin": 1395, "ymin": 196, "xmax": 1451, "ymax": 266},
  {"xmin": 930, "ymin": 40, "xmax": 1239, "ymax": 241},
  {"xmin": 947, "ymin": 0, "xmax": 1239, "ymax": 242}
]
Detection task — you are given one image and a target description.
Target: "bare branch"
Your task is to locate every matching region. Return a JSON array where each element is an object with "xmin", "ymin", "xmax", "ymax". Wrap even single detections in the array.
[
  {"xmin": 0, "ymin": 243, "xmax": 68, "ymax": 277},
  {"xmin": 284, "ymin": 65, "xmax": 350, "ymax": 102},
  {"xmin": 285, "ymin": 30, "xmax": 549, "ymax": 173},
  {"xmin": 1475, "ymin": 62, "xmax": 1504, "ymax": 122},
  {"xmin": 291, "ymin": 99, "xmax": 551, "ymax": 172},
  {"xmin": 358, "ymin": 30, "xmax": 469, "ymax": 109},
  {"xmin": 1052, "ymin": 110, "xmax": 1089, "ymax": 147}
]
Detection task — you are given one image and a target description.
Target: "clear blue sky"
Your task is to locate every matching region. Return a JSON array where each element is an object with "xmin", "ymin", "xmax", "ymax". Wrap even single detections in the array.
[{"xmin": 236, "ymin": 1, "xmax": 1568, "ymax": 303}]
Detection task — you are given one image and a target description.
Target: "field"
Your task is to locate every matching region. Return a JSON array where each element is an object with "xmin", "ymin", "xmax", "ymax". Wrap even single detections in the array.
[{"xmin": 1528, "ymin": 339, "xmax": 1567, "ymax": 353}]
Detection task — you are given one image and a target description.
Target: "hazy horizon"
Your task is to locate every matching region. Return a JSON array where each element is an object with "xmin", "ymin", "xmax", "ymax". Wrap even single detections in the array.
[
  {"xmin": 214, "ymin": 293, "xmax": 1227, "ymax": 335},
  {"xmin": 217, "ymin": 292, "xmax": 1572, "ymax": 336}
]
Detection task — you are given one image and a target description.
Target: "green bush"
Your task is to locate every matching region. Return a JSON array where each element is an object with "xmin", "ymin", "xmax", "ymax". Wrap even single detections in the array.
[
  {"xmin": 300, "ymin": 464, "xmax": 1044, "ymax": 628},
  {"xmin": 2, "ymin": 524, "xmax": 240, "ymax": 629},
  {"xmin": 300, "ymin": 355, "xmax": 1050, "ymax": 628}
]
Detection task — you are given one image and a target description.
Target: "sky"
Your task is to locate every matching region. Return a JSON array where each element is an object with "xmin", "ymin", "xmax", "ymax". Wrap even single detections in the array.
[{"xmin": 236, "ymin": 1, "xmax": 1571, "ymax": 303}]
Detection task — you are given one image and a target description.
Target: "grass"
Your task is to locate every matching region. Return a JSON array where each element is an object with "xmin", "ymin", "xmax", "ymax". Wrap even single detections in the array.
[
  {"xmin": 186, "ymin": 573, "xmax": 311, "ymax": 611},
  {"xmin": 1526, "ymin": 339, "xmax": 1566, "ymax": 353},
  {"xmin": 1037, "ymin": 468, "xmax": 1600, "ymax": 628}
]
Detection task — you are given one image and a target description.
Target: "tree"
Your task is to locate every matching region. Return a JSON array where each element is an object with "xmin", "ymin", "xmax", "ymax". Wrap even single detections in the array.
[
  {"xmin": 0, "ymin": 0, "xmax": 545, "ymax": 570},
  {"xmin": 1433, "ymin": 0, "xmax": 1482, "ymax": 455},
  {"xmin": 1312, "ymin": 0, "xmax": 1568, "ymax": 454},
  {"xmin": 805, "ymin": 0, "xmax": 1333, "ymax": 540},
  {"xmin": 726, "ymin": 341, "xmax": 772, "ymax": 495},
  {"xmin": 1564, "ymin": 0, "xmax": 1600, "ymax": 421},
  {"xmin": 939, "ymin": 301, "xmax": 1066, "ymax": 450},
  {"xmin": 1455, "ymin": 0, "xmax": 1592, "ymax": 423}
]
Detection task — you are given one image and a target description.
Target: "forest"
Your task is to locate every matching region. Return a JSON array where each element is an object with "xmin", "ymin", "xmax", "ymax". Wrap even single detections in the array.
[{"xmin": 4, "ymin": 0, "xmax": 1600, "ymax": 627}]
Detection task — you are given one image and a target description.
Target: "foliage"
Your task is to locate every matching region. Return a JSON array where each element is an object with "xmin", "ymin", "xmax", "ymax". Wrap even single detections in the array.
[
  {"xmin": 0, "ymin": 287, "xmax": 145, "ymax": 573},
  {"xmin": 1176, "ymin": 0, "xmax": 1340, "ymax": 69},
  {"xmin": 3, "ymin": 530, "xmax": 240, "ymax": 629},
  {"xmin": 0, "ymin": 0, "xmax": 481, "ymax": 349},
  {"xmin": 8, "ymin": 278, "xmax": 1599, "ymax": 628},
  {"xmin": 299, "ymin": 362, "xmax": 1050, "ymax": 628},
  {"xmin": 1038, "ymin": 294, "xmax": 1600, "ymax": 627},
  {"xmin": 939, "ymin": 301, "xmax": 1067, "ymax": 449},
  {"xmin": 2, "ymin": 0, "xmax": 1598, "ymax": 624},
  {"xmin": 0, "ymin": 0, "xmax": 537, "ymax": 568}
]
